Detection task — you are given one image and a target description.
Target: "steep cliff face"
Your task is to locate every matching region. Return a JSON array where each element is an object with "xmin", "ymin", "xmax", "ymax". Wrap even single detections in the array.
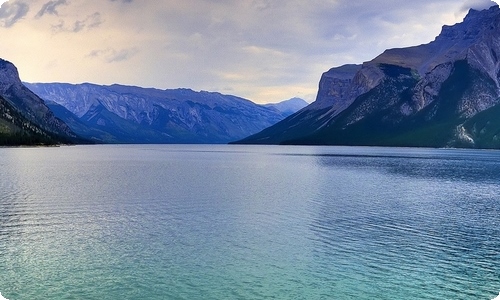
[
  {"xmin": 0, "ymin": 59, "xmax": 79, "ymax": 145},
  {"xmin": 25, "ymin": 83, "xmax": 297, "ymax": 144},
  {"xmin": 307, "ymin": 64, "xmax": 362, "ymax": 111},
  {"xmin": 237, "ymin": 6, "xmax": 500, "ymax": 148}
]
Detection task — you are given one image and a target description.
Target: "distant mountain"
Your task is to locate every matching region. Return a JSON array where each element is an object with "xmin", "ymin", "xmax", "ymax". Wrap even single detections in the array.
[
  {"xmin": 264, "ymin": 97, "xmax": 308, "ymax": 117},
  {"xmin": 236, "ymin": 6, "xmax": 500, "ymax": 148},
  {"xmin": 0, "ymin": 59, "xmax": 79, "ymax": 145},
  {"xmin": 25, "ymin": 83, "xmax": 298, "ymax": 144}
]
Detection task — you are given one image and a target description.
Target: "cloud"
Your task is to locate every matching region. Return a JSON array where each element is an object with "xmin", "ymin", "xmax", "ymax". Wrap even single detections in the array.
[
  {"xmin": 88, "ymin": 47, "xmax": 139, "ymax": 63},
  {"xmin": 74, "ymin": 12, "xmax": 102, "ymax": 31},
  {"xmin": 52, "ymin": 12, "xmax": 102, "ymax": 32},
  {"xmin": 35, "ymin": 0, "xmax": 67, "ymax": 18},
  {"xmin": 0, "ymin": 0, "xmax": 29, "ymax": 27},
  {"xmin": 458, "ymin": 0, "xmax": 497, "ymax": 13}
]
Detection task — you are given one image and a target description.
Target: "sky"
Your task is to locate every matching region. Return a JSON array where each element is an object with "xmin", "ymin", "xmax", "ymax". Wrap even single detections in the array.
[{"xmin": 0, "ymin": 0, "xmax": 498, "ymax": 104}]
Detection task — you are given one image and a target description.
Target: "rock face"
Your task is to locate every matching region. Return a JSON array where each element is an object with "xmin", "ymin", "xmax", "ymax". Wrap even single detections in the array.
[
  {"xmin": 236, "ymin": 5, "xmax": 500, "ymax": 148},
  {"xmin": 0, "ymin": 59, "xmax": 78, "ymax": 145},
  {"xmin": 25, "ymin": 83, "xmax": 298, "ymax": 144}
]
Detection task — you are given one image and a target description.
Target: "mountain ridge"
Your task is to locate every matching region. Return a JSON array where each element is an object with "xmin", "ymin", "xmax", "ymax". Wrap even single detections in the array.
[
  {"xmin": 236, "ymin": 5, "xmax": 500, "ymax": 148},
  {"xmin": 25, "ymin": 82, "xmax": 305, "ymax": 144}
]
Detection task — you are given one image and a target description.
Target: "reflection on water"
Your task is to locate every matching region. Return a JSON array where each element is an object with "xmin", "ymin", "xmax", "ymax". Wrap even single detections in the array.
[
  {"xmin": 309, "ymin": 147, "xmax": 500, "ymax": 298},
  {"xmin": 312, "ymin": 147, "xmax": 500, "ymax": 183},
  {"xmin": 0, "ymin": 145, "xmax": 499, "ymax": 299}
]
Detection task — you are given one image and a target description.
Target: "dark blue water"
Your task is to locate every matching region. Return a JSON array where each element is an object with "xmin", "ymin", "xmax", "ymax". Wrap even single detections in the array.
[{"xmin": 0, "ymin": 145, "xmax": 499, "ymax": 299}]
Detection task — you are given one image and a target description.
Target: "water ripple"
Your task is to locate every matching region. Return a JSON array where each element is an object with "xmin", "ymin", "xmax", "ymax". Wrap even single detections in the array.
[{"xmin": 1, "ymin": 145, "xmax": 500, "ymax": 299}]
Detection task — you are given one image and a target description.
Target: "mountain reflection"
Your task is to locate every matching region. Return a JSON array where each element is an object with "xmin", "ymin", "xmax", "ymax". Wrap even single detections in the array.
[{"xmin": 311, "ymin": 148, "xmax": 500, "ymax": 183}]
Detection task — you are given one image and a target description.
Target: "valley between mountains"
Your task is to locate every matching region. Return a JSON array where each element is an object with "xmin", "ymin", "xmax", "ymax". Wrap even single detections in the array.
[{"xmin": 2, "ymin": 6, "xmax": 500, "ymax": 148}]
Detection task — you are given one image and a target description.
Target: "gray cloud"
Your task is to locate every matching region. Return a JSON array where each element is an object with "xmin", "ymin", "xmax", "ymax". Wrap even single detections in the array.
[
  {"xmin": 109, "ymin": 0, "xmax": 133, "ymax": 3},
  {"xmin": 35, "ymin": 0, "xmax": 67, "ymax": 18},
  {"xmin": 52, "ymin": 12, "xmax": 103, "ymax": 32},
  {"xmin": 0, "ymin": 1, "xmax": 29, "ymax": 27},
  {"xmin": 88, "ymin": 47, "xmax": 139, "ymax": 63}
]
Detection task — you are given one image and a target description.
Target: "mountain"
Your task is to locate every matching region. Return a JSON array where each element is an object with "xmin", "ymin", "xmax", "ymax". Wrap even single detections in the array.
[
  {"xmin": 236, "ymin": 5, "xmax": 500, "ymax": 148},
  {"xmin": 264, "ymin": 97, "xmax": 308, "ymax": 117},
  {"xmin": 0, "ymin": 59, "xmax": 79, "ymax": 145},
  {"xmin": 24, "ymin": 83, "xmax": 297, "ymax": 144}
]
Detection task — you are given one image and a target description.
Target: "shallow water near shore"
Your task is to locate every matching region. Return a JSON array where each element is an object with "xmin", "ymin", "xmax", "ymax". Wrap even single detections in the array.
[{"xmin": 0, "ymin": 144, "xmax": 499, "ymax": 299}]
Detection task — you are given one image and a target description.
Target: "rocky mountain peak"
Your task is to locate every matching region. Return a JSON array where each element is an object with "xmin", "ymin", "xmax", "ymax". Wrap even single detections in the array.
[
  {"xmin": 437, "ymin": 5, "xmax": 499, "ymax": 44},
  {"xmin": 0, "ymin": 59, "xmax": 22, "ymax": 92},
  {"xmin": 368, "ymin": 5, "xmax": 500, "ymax": 77},
  {"xmin": 306, "ymin": 6, "xmax": 500, "ymax": 120}
]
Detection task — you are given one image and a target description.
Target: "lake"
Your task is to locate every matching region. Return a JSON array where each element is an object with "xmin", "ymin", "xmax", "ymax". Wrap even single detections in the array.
[{"xmin": 0, "ymin": 145, "xmax": 499, "ymax": 299}]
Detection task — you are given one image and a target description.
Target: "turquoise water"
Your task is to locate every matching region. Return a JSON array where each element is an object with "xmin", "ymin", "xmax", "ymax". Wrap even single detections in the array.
[{"xmin": 0, "ymin": 145, "xmax": 499, "ymax": 299}]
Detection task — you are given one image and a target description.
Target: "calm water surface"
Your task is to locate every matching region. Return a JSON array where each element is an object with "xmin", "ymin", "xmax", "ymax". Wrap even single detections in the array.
[{"xmin": 0, "ymin": 145, "xmax": 499, "ymax": 299}]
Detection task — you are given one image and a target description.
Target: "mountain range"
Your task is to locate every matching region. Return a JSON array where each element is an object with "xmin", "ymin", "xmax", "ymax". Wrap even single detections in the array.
[
  {"xmin": 24, "ymin": 83, "xmax": 307, "ymax": 144},
  {"xmin": 236, "ymin": 5, "xmax": 500, "ymax": 148},
  {"xmin": 3, "ymin": 5, "xmax": 500, "ymax": 148}
]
